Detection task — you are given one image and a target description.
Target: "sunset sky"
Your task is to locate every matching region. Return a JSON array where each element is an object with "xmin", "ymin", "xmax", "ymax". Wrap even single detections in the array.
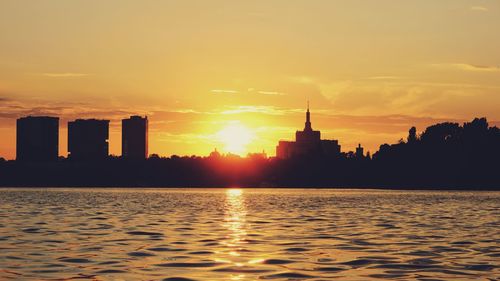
[{"xmin": 1, "ymin": 0, "xmax": 499, "ymax": 159}]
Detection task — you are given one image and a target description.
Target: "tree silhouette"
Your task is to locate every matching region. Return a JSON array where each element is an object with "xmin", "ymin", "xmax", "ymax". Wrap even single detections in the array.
[{"xmin": 408, "ymin": 126, "xmax": 417, "ymax": 143}]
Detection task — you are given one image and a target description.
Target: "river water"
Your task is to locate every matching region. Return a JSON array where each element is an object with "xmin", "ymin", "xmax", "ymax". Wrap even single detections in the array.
[{"xmin": 0, "ymin": 188, "xmax": 498, "ymax": 280}]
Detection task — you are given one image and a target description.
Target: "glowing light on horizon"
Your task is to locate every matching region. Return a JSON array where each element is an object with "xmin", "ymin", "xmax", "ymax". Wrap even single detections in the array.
[
  {"xmin": 217, "ymin": 123, "xmax": 254, "ymax": 155},
  {"xmin": 227, "ymin": 189, "xmax": 243, "ymax": 196}
]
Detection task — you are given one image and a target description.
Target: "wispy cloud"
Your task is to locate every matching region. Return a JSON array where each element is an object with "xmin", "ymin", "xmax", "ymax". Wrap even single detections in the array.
[
  {"xmin": 431, "ymin": 63, "xmax": 500, "ymax": 72},
  {"xmin": 211, "ymin": 88, "xmax": 287, "ymax": 96},
  {"xmin": 221, "ymin": 106, "xmax": 288, "ymax": 115},
  {"xmin": 210, "ymin": 89, "xmax": 239, "ymax": 94},
  {"xmin": 0, "ymin": 97, "xmax": 148, "ymax": 122},
  {"xmin": 169, "ymin": 109, "xmax": 204, "ymax": 114},
  {"xmin": 41, "ymin": 72, "xmax": 91, "ymax": 78},
  {"xmin": 156, "ymin": 132, "xmax": 217, "ymax": 145},
  {"xmin": 453, "ymin": 64, "xmax": 500, "ymax": 72},
  {"xmin": 471, "ymin": 6, "xmax": 488, "ymax": 12},
  {"xmin": 257, "ymin": 91, "xmax": 286, "ymax": 96}
]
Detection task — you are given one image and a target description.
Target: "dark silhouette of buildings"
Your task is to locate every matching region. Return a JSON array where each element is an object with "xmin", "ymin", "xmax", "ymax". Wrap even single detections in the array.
[
  {"xmin": 68, "ymin": 119, "xmax": 109, "ymax": 160},
  {"xmin": 276, "ymin": 104, "xmax": 340, "ymax": 159},
  {"xmin": 356, "ymin": 144, "xmax": 364, "ymax": 158},
  {"xmin": 322, "ymin": 140, "xmax": 341, "ymax": 157},
  {"xmin": 209, "ymin": 148, "xmax": 222, "ymax": 159},
  {"xmin": 122, "ymin": 116, "xmax": 148, "ymax": 160},
  {"xmin": 16, "ymin": 116, "xmax": 59, "ymax": 162},
  {"xmin": 2, "ymin": 116, "xmax": 499, "ymax": 189}
]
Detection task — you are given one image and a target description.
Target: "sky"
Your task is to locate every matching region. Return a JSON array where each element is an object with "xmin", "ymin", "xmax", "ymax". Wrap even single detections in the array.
[{"xmin": 1, "ymin": 0, "xmax": 499, "ymax": 159}]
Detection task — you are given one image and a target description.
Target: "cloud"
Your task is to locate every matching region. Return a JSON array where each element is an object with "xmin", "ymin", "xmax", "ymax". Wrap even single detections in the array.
[
  {"xmin": 211, "ymin": 88, "xmax": 287, "ymax": 96},
  {"xmin": 453, "ymin": 64, "xmax": 500, "ymax": 72},
  {"xmin": 316, "ymin": 74, "xmax": 500, "ymax": 120},
  {"xmin": 41, "ymin": 73, "xmax": 91, "ymax": 78},
  {"xmin": 257, "ymin": 91, "xmax": 286, "ymax": 96},
  {"xmin": 156, "ymin": 132, "xmax": 217, "ymax": 145},
  {"xmin": 210, "ymin": 89, "xmax": 239, "ymax": 94},
  {"xmin": 471, "ymin": 6, "xmax": 488, "ymax": 12},
  {"xmin": 220, "ymin": 105, "xmax": 295, "ymax": 115},
  {"xmin": 431, "ymin": 63, "xmax": 500, "ymax": 72},
  {"xmin": 0, "ymin": 97, "xmax": 148, "ymax": 123}
]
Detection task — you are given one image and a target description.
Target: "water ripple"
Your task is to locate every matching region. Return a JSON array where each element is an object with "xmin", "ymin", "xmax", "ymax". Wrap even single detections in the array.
[{"xmin": 0, "ymin": 188, "xmax": 498, "ymax": 280}]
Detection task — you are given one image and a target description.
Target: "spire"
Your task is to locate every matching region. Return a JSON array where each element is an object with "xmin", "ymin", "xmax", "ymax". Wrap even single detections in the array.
[{"xmin": 304, "ymin": 100, "xmax": 312, "ymax": 131}]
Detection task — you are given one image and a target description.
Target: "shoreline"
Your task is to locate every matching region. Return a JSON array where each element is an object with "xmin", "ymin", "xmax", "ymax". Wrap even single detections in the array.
[{"xmin": 1, "ymin": 186, "xmax": 499, "ymax": 191}]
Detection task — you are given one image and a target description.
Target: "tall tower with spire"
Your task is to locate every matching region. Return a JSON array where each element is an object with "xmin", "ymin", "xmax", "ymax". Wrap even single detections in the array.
[
  {"xmin": 304, "ymin": 100, "xmax": 312, "ymax": 131},
  {"xmin": 294, "ymin": 102, "xmax": 321, "ymax": 155},
  {"xmin": 276, "ymin": 101, "xmax": 341, "ymax": 159}
]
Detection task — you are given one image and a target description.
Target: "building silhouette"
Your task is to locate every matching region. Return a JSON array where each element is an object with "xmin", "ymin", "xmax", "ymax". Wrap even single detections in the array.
[
  {"xmin": 356, "ymin": 143, "xmax": 364, "ymax": 158},
  {"xmin": 322, "ymin": 139, "xmax": 341, "ymax": 156},
  {"xmin": 122, "ymin": 116, "xmax": 148, "ymax": 160},
  {"xmin": 16, "ymin": 116, "xmax": 59, "ymax": 161},
  {"xmin": 276, "ymin": 104, "xmax": 341, "ymax": 159},
  {"xmin": 68, "ymin": 119, "xmax": 109, "ymax": 160}
]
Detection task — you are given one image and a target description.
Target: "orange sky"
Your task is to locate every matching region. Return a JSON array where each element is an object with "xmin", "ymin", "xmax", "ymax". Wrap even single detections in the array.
[{"xmin": 1, "ymin": 1, "xmax": 499, "ymax": 159}]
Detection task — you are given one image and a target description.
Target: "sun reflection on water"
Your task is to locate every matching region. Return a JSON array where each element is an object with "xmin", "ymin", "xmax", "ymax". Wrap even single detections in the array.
[
  {"xmin": 224, "ymin": 189, "xmax": 247, "ymax": 249},
  {"xmin": 222, "ymin": 188, "xmax": 249, "ymax": 278}
]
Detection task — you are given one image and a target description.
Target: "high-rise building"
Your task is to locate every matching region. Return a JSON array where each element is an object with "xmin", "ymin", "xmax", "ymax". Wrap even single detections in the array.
[
  {"xmin": 122, "ymin": 116, "xmax": 148, "ymax": 160},
  {"xmin": 276, "ymin": 104, "xmax": 341, "ymax": 159},
  {"xmin": 68, "ymin": 119, "xmax": 109, "ymax": 160},
  {"xmin": 16, "ymin": 116, "xmax": 59, "ymax": 161}
]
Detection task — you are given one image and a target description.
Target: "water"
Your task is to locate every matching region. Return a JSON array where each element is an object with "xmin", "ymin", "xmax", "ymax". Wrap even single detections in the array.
[{"xmin": 0, "ymin": 188, "xmax": 498, "ymax": 281}]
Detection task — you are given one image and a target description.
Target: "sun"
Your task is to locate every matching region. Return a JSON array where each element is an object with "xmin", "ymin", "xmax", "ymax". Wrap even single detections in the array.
[{"xmin": 217, "ymin": 123, "xmax": 254, "ymax": 155}]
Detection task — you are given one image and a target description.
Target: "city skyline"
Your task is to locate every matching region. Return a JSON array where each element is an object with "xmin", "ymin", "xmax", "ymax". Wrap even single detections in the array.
[
  {"xmin": 6, "ymin": 107, "xmax": 497, "ymax": 162},
  {"xmin": 1, "ymin": 1, "xmax": 500, "ymax": 159},
  {"xmin": 2, "ymin": 104, "xmax": 499, "ymax": 160},
  {"xmin": 3, "ymin": 115, "xmax": 498, "ymax": 188},
  {"xmin": 9, "ymin": 108, "xmax": 351, "ymax": 160}
]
